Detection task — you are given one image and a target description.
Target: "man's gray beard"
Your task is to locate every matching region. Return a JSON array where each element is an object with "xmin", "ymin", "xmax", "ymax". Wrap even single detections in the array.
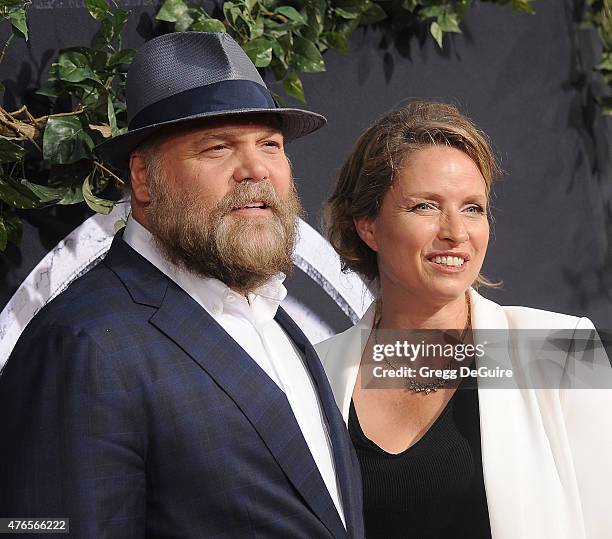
[{"xmin": 144, "ymin": 160, "xmax": 302, "ymax": 293}]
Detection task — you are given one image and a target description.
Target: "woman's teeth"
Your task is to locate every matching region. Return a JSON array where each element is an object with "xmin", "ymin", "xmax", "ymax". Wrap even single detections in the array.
[{"xmin": 432, "ymin": 256, "xmax": 465, "ymax": 267}]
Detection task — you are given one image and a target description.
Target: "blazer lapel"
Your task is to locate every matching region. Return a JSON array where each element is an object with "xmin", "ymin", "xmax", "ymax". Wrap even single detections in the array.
[
  {"xmin": 149, "ymin": 284, "xmax": 347, "ymax": 539},
  {"xmin": 469, "ymin": 289, "xmax": 583, "ymax": 539},
  {"xmin": 275, "ymin": 307, "xmax": 362, "ymax": 539}
]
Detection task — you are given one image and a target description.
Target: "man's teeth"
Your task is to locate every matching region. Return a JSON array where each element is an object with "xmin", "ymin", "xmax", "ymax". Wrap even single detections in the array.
[
  {"xmin": 242, "ymin": 203, "xmax": 265, "ymax": 208},
  {"xmin": 432, "ymin": 256, "xmax": 465, "ymax": 267}
]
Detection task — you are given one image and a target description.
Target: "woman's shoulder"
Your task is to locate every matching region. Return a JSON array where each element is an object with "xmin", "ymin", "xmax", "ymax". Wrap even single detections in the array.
[
  {"xmin": 502, "ymin": 305, "xmax": 594, "ymax": 331},
  {"xmin": 469, "ymin": 289, "xmax": 594, "ymax": 331}
]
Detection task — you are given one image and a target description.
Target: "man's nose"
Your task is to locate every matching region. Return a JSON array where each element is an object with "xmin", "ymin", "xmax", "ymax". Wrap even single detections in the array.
[
  {"xmin": 232, "ymin": 149, "xmax": 269, "ymax": 183},
  {"xmin": 438, "ymin": 211, "xmax": 469, "ymax": 244}
]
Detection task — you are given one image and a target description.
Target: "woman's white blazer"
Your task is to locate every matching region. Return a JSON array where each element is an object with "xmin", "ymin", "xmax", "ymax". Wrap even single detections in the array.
[{"xmin": 315, "ymin": 288, "xmax": 612, "ymax": 539}]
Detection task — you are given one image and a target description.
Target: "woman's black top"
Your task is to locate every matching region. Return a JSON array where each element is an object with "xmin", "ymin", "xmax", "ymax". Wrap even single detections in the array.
[{"xmin": 348, "ymin": 377, "xmax": 492, "ymax": 539}]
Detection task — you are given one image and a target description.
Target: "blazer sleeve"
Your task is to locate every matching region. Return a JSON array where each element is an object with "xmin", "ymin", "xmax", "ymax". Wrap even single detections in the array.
[
  {"xmin": 0, "ymin": 322, "xmax": 147, "ymax": 539},
  {"xmin": 560, "ymin": 317, "xmax": 612, "ymax": 538}
]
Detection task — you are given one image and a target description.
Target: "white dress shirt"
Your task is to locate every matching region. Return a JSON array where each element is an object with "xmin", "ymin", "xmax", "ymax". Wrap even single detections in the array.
[{"xmin": 122, "ymin": 216, "xmax": 345, "ymax": 527}]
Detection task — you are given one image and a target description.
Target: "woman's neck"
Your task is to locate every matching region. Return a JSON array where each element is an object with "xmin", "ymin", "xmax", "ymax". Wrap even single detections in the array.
[{"xmin": 377, "ymin": 290, "xmax": 469, "ymax": 331}]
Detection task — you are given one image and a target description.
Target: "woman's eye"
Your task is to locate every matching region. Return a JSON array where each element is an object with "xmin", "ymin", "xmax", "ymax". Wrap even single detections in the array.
[
  {"xmin": 465, "ymin": 205, "xmax": 485, "ymax": 214},
  {"xmin": 412, "ymin": 202, "xmax": 435, "ymax": 211}
]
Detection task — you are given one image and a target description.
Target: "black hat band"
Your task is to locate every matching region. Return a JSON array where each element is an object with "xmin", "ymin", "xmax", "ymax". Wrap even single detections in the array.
[{"xmin": 128, "ymin": 79, "xmax": 277, "ymax": 131}]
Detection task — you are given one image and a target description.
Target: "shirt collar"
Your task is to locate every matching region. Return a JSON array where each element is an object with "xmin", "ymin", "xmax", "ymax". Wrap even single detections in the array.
[{"xmin": 122, "ymin": 215, "xmax": 287, "ymax": 324}]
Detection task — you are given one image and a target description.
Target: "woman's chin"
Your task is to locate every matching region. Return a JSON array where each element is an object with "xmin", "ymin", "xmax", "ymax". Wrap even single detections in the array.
[{"xmin": 423, "ymin": 280, "xmax": 472, "ymax": 306}]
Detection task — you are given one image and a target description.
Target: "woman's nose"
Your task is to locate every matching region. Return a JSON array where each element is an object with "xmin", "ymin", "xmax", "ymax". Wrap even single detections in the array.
[{"xmin": 438, "ymin": 211, "xmax": 469, "ymax": 244}]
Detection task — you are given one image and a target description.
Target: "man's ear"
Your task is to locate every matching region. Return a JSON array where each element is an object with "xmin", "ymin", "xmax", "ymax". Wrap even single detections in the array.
[
  {"xmin": 354, "ymin": 216, "xmax": 378, "ymax": 252},
  {"xmin": 129, "ymin": 152, "xmax": 151, "ymax": 205}
]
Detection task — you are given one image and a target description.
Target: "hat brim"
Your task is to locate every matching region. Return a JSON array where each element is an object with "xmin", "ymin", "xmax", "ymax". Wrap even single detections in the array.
[{"xmin": 93, "ymin": 108, "xmax": 326, "ymax": 173}]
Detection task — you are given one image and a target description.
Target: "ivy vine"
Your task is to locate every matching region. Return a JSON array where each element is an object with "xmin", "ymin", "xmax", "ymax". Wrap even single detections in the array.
[{"xmin": 0, "ymin": 0, "xmax": 608, "ymax": 253}]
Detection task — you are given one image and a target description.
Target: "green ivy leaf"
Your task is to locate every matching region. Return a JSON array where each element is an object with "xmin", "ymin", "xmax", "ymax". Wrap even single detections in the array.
[
  {"xmin": 107, "ymin": 94, "xmax": 118, "ymax": 136},
  {"xmin": 334, "ymin": 16, "xmax": 361, "ymax": 39},
  {"xmin": 271, "ymin": 38, "xmax": 288, "ymax": 65},
  {"xmin": 275, "ymin": 6, "xmax": 306, "ymax": 25},
  {"xmin": 420, "ymin": 5, "xmax": 443, "ymax": 18},
  {"xmin": 326, "ymin": 31, "xmax": 349, "ymax": 54},
  {"xmin": 361, "ymin": 3, "xmax": 387, "ymax": 25},
  {"xmin": 190, "ymin": 17, "xmax": 226, "ymax": 32},
  {"xmin": 596, "ymin": 95, "xmax": 612, "ymax": 115},
  {"xmin": 306, "ymin": 0, "xmax": 326, "ymax": 18},
  {"xmin": 108, "ymin": 48, "xmax": 136, "ymax": 67},
  {"xmin": 0, "ymin": 177, "xmax": 43, "ymax": 210},
  {"xmin": 156, "ymin": 0, "xmax": 188, "ymax": 22},
  {"xmin": 36, "ymin": 81, "xmax": 62, "ymax": 97},
  {"xmin": 20, "ymin": 180, "xmax": 68, "ymax": 203},
  {"xmin": 57, "ymin": 51, "xmax": 96, "ymax": 83},
  {"xmin": 0, "ymin": 136, "xmax": 26, "ymax": 163},
  {"xmin": 4, "ymin": 215, "xmax": 22, "ymax": 245},
  {"xmin": 300, "ymin": 24, "xmax": 321, "ymax": 43},
  {"xmin": 271, "ymin": 59, "xmax": 288, "ymax": 80},
  {"xmin": 85, "ymin": 0, "xmax": 108, "ymax": 21},
  {"xmin": 430, "ymin": 21, "xmax": 443, "ymax": 48},
  {"xmin": 291, "ymin": 35, "xmax": 325, "ymax": 72},
  {"xmin": 175, "ymin": 7, "xmax": 195, "ymax": 31},
  {"xmin": 511, "ymin": 0, "xmax": 535, "ymax": 15},
  {"xmin": 82, "ymin": 174, "xmax": 115, "ymax": 214},
  {"xmin": 249, "ymin": 16, "xmax": 264, "ymax": 39},
  {"xmin": 263, "ymin": 18, "xmax": 291, "ymax": 38},
  {"xmin": 596, "ymin": 52, "xmax": 612, "ymax": 72},
  {"xmin": 8, "ymin": 9, "xmax": 28, "ymax": 40},
  {"xmin": 92, "ymin": 18, "xmax": 113, "ymax": 49},
  {"xmin": 401, "ymin": 0, "xmax": 420, "ymax": 12},
  {"xmin": 223, "ymin": 2, "xmax": 243, "ymax": 27},
  {"xmin": 306, "ymin": 8, "xmax": 323, "ymax": 37},
  {"xmin": 283, "ymin": 72, "xmax": 305, "ymax": 102},
  {"xmin": 0, "ymin": 219, "xmax": 8, "ymax": 252},
  {"xmin": 58, "ymin": 185, "xmax": 85, "ymax": 205},
  {"xmin": 334, "ymin": 7, "xmax": 360, "ymax": 20},
  {"xmin": 243, "ymin": 37, "xmax": 273, "ymax": 67},
  {"xmin": 438, "ymin": 11, "xmax": 461, "ymax": 33},
  {"xmin": 245, "ymin": 0, "xmax": 258, "ymax": 13},
  {"xmin": 43, "ymin": 115, "xmax": 95, "ymax": 165},
  {"xmin": 111, "ymin": 9, "xmax": 129, "ymax": 36}
]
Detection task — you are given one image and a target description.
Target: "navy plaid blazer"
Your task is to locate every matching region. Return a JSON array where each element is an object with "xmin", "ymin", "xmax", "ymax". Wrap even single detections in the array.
[{"xmin": 0, "ymin": 233, "xmax": 364, "ymax": 538}]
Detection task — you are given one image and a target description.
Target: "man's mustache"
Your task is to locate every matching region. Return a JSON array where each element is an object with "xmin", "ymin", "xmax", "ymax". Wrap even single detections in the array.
[{"xmin": 216, "ymin": 181, "xmax": 284, "ymax": 215}]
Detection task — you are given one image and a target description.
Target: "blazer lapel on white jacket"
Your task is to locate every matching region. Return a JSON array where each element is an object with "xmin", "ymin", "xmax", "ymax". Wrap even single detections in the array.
[{"xmin": 470, "ymin": 289, "xmax": 585, "ymax": 539}]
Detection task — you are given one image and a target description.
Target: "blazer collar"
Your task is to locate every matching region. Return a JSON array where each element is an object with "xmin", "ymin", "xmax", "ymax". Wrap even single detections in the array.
[{"xmin": 102, "ymin": 231, "xmax": 168, "ymax": 308}]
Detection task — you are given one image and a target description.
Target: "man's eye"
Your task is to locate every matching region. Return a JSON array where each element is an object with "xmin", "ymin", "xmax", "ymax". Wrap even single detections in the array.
[
  {"xmin": 204, "ymin": 145, "xmax": 227, "ymax": 153},
  {"xmin": 264, "ymin": 141, "xmax": 282, "ymax": 149}
]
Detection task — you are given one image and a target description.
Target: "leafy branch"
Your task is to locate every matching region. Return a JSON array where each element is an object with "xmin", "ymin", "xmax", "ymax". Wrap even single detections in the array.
[
  {"xmin": 0, "ymin": 0, "xmax": 133, "ymax": 250},
  {"xmin": 582, "ymin": 0, "xmax": 612, "ymax": 114},
  {"xmin": 154, "ymin": 0, "xmax": 535, "ymax": 103}
]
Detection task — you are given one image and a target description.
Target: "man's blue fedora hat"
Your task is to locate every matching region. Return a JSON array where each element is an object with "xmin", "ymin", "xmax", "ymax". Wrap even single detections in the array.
[{"xmin": 93, "ymin": 32, "xmax": 327, "ymax": 170}]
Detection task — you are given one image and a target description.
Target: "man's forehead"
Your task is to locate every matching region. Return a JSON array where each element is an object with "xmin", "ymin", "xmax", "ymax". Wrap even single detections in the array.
[{"xmin": 169, "ymin": 114, "xmax": 283, "ymax": 140}]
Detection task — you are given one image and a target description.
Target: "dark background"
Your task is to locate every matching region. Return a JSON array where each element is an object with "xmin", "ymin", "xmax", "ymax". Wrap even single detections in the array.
[{"xmin": 1, "ymin": 0, "xmax": 611, "ymax": 333}]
